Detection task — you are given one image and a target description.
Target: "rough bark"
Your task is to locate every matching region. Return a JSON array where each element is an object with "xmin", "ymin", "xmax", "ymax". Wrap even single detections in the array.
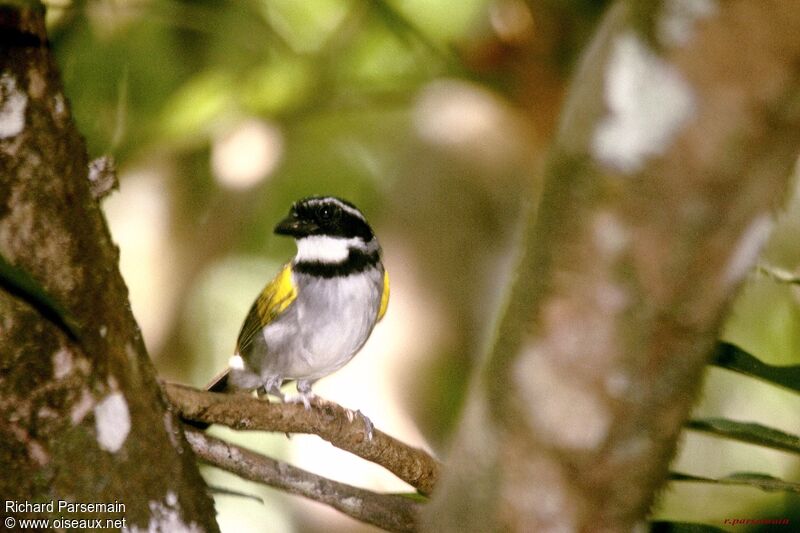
[
  {"xmin": 425, "ymin": 1, "xmax": 800, "ymax": 531},
  {"xmin": 167, "ymin": 382, "xmax": 441, "ymax": 496},
  {"xmin": 0, "ymin": 5, "xmax": 219, "ymax": 531},
  {"xmin": 186, "ymin": 430, "xmax": 422, "ymax": 533}
]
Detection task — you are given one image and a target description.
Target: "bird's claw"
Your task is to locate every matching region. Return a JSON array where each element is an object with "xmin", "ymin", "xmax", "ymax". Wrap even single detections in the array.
[
  {"xmin": 348, "ymin": 409, "xmax": 373, "ymax": 440},
  {"xmin": 258, "ymin": 378, "xmax": 285, "ymax": 402},
  {"xmin": 288, "ymin": 391, "xmax": 316, "ymax": 409}
]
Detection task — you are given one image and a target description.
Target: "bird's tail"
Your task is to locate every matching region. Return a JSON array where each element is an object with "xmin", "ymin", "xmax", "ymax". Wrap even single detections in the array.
[
  {"xmin": 182, "ymin": 369, "xmax": 231, "ymax": 430},
  {"xmin": 205, "ymin": 368, "xmax": 230, "ymax": 393}
]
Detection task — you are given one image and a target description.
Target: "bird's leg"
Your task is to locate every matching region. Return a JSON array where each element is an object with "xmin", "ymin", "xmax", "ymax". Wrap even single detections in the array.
[
  {"xmin": 260, "ymin": 375, "xmax": 285, "ymax": 402},
  {"xmin": 295, "ymin": 380, "xmax": 317, "ymax": 409}
]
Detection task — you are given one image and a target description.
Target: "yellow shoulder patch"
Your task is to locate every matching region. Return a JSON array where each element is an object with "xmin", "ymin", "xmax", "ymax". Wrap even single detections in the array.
[
  {"xmin": 256, "ymin": 263, "xmax": 297, "ymax": 325},
  {"xmin": 378, "ymin": 269, "xmax": 389, "ymax": 321}
]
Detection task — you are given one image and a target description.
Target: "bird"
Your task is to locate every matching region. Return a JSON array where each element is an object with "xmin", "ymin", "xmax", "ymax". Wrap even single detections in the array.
[{"xmin": 204, "ymin": 196, "xmax": 389, "ymax": 416}]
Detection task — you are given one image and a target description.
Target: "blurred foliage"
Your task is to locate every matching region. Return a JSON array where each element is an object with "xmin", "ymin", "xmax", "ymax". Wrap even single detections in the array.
[
  {"xmin": 51, "ymin": 0, "xmax": 455, "ymax": 160},
  {"xmin": 44, "ymin": 0, "xmax": 800, "ymax": 531}
]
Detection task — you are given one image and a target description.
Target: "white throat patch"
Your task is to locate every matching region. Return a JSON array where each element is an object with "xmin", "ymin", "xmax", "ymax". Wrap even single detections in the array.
[{"xmin": 295, "ymin": 235, "xmax": 365, "ymax": 263}]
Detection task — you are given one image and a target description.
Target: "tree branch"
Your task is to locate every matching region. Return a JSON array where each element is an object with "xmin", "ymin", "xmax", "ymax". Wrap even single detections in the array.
[
  {"xmin": 185, "ymin": 429, "xmax": 421, "ymax": 533},
  {"xmin": 164, "ymin": 382, "xmax": 441, "ymax": 496}
]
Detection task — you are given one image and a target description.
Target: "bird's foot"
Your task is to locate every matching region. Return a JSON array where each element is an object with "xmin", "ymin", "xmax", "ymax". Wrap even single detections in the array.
[
  {"xmin": 288, "ymin": 390, "xmax": 317, "ymax": 409},
  {"xmin": 292, "ymin": 380, "xmax": 318, "ymax": 409},
  {"xmin": 257, "ymin": 377, "xmax": 286, "ymax": 402}
]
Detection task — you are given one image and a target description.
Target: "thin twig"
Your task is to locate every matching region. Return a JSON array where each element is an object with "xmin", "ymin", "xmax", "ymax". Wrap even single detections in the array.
[
  {"xmin": 185, "ymin": 430, "xmax": 421, "ymax": 533},
  {"xmin": 164, "ymin": 382, "xmax": 441, "ymax": 496},
  {"xmin": 756, "ymin": 262, "xmax": 800, "ymax": 284}
]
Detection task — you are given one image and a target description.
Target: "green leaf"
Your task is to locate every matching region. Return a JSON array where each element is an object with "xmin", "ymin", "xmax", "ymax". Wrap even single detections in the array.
[
  {"xmin": 686, "ymin": 418, "xmax": 800, "ymax": 455},
  {"xmin": 670, "ymin": 471, "xmax": 800, "ymax": 494},
  {"xmin": 159, "ymin": 70, "xmax": 235, "ymax": 143},
  {"xmin": 367, "ymin": 0, "xmax": 445, "ymax": 53},
  {"xmin": 712, "ymin": 342, "xmax": 800, "ymax": 394},
  {"xmin": 0, "ymin": 254, "xmax": 79, "ymax": 341}
]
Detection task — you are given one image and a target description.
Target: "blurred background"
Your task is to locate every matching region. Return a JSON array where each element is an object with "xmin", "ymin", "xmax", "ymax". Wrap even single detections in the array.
[{"xmin": 46, "ymin": 0, "xmax": 800, "ymax": 531}]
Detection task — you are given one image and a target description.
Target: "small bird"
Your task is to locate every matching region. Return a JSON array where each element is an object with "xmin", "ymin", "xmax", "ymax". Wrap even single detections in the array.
[{"xmin": 206, "ymin": 196, "xmax": 389, "ymax": 413}]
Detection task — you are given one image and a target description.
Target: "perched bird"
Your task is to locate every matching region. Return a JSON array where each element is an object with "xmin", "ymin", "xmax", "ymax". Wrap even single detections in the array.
[{"xmin": 206, "ymin": 196, "xmax": 389, "ymax": 413}]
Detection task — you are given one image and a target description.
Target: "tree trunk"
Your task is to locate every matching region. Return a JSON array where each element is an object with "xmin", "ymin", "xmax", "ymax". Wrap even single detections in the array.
[
  {"xmin": 425, "ymin": 1, "xmax": 800, "ymax": 531},
  {"xmin": 0, "ymin": 4, "xmax": 219, "ymax": 531}
]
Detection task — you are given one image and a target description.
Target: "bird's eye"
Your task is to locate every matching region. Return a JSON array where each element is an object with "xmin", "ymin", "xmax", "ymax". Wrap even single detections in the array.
[{"xmin": 319, "ymin": 206, "xmax": 333, "ymax": 220}]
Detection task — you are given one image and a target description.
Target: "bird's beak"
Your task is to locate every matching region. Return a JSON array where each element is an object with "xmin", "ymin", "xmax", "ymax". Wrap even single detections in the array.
[{"xmin": 274, "ymin": 216, "xmax": 318, "ymax": 237}]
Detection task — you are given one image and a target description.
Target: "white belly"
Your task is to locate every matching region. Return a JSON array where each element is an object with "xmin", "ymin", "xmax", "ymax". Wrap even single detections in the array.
[{"xmin": 260, "ymin": 268, "xmax": 382, "ymax": 381}]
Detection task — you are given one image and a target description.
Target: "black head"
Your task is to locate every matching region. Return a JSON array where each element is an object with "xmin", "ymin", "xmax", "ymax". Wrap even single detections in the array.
[{"xmin": 274, "ymin": 196, "xmax": 375, "ymax": 241}]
